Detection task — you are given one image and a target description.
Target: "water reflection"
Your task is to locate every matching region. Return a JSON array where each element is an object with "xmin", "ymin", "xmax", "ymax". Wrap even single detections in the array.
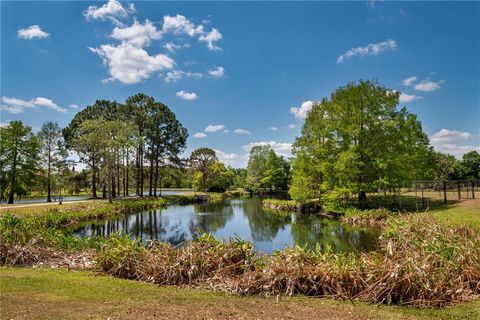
[{"xmin": 74, "ymin": 198, "xmax": 379, "ymax": 254}]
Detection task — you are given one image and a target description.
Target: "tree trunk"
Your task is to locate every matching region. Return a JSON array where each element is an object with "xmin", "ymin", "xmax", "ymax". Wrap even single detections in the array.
[
  {"xmin": 153, "ymin": 152, "xmax": 159, "ymax": 197},
  {"xmin": 149, "ymin": 146, "xmax": 154, "ymax": 196},
  {"xmin": 126, "ymin": 150, "xmax": 129, "ymax": 196},
  {"xmin": 358, "ymin": 191, "xmax": 367, "ymax": 209},
  {"xmin": 108, "ymin": 164, "xmax": 113, "ymax": 204},
  {"xmin": 140, "ymin": 145, "xmax": 144, "ymax": 197},
  {"xmin": 92, "ymin": 157, "xmax": 97, "ymax": 198},
  {"xmin": 7, "ymin": 139, "xmax": 18, "ymax": 204},
  {"xmin": 47, "ymin": 145, "xmax": 52, "ymax": 202},
  {"xmin": 136, "ymin": 147, "xmax": 140, "ymax": 196}
]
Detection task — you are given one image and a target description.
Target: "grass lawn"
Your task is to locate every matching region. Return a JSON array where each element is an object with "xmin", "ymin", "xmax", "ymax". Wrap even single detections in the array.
[
  {"xmin": 1, "ymin": 267, "xmax": 479, "ymax": 320},
  {"xmin": 429, "ymin": 198, "xmax": 480, "ymax": 230}
]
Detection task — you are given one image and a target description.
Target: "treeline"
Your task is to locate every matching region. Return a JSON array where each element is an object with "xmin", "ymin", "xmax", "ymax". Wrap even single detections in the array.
[
  {"xmin": 289, "ymin": 80, "xmax": 480, "ymax": 207},
  {"xmin": 1, "ymin": 94, "xmax": 188, "ymax": 203},
  {"xmin": 1, "ymin": 93, "xmax": 292, "ymax": 203}
]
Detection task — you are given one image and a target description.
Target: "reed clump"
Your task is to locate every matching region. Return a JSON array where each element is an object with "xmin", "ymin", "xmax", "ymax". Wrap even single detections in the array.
[{"xmin": 95, "ymin": 214, "xmax": 480, "ymax": 307}]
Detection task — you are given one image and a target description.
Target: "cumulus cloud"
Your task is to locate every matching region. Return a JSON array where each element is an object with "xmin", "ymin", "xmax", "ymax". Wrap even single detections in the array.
[
  {"xmin": 401, "ymin": 76, "xmax": 417, "ymax": 86},
  {"xmin": 398, "ymin": 92, "xmax": 421, "ymax": 103},
  {"xmin": 214, "ymin": 149, "xmax": 239, "ymax": 166},
  {"xmin": 69, "ymin": 104, "xmax": 80, "ymax": 109},
  {"xmin": 17, "ymin": 25, "xmax": 50, "ymax": 40},
  {"xmin": 193, "ymin": 132, "xmax": 207, "ymax": 138},
  {"xmin": 290, "ymin": 100, "xmax": 314, "ymax": 119},
  {"xmin": 269, "ymin": 126, "xmax": 278, "ymax": 131},
  {"xmin": 110, "ymin": 19, "xmax": 162, "ymax": 47},
  {"xmin": 414, "ymin": 79, "xmax": 444, "ymax": 92},
  {"xmin": 430, "ymin": 129, "xmax": 479, "ymax": 159},
  {"xmin": 287, "ymin": 124, "xmax": 296, "ymax": 129},
  {"xmin": 234, "ymin": 128, "xmax": 251, "ymax": 135},
  {"xmin": 89, "ymin": 43, "xmax": 174, "ymax": 84},
  {"xmin": 162, "ymin": 15, "xmax": 222, "ymax": 51},
  {"xmin": 243, "ymin": 141, "xmax": 293, "ymax": 157},
  {"xmin": 84, "ymin": 0, "xmax": 134, "ymax": 25},
  {"xmin": 165, "ymin": 70, "xmax": 202, "ymax": 83},
  {"xmin": 1, "ymin": 96, "xmax": 66, "ymax": 114},
  {"xmin": 208, "ymin": 66, "xmax": 225, "ymax": 77},
  {"xmin": 176, "ymin": 90, "xmax": 198, "ymax": 101},
  {"xmin": 33, "ymin": 97, "xmax": 67, "ymax": 113},
  {"xmin": 205, "ymin": 124, "xmax": 225, "ymax": 132},
  {"xmin": 199, "ymin": 28, "xmax": 223, "ymax": 51},
  {"xmin": 337, "ymin": 39, "xmax": 396, "ymax": 63}
]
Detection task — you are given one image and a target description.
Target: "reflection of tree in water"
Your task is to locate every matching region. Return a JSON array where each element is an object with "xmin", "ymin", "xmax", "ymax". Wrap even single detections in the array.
[
  {"xmin": 239, "ymin": 198, "xmax": 290, "ymax": 242},
  {"xmin": 83, "ymin": 209, "xmax": 187, "ymax": 245},
  {"xmin": 188, "ymin": 201, "xmax": 235, "ymax": 239},
  {"xmin": 290, "ymin": 214, "xmax": 378, "ymax": 253}
]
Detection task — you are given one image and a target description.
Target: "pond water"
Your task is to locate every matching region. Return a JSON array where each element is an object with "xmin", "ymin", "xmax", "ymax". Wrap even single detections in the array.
[{"xmin": 74, "ymin": 198, "xmax": 379, "ymax": 254}]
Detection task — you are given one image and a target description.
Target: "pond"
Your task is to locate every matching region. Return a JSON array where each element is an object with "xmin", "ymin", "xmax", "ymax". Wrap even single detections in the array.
[{"xmin": 74, "ymin": 198, "xmax": 379, "ymax": 254}]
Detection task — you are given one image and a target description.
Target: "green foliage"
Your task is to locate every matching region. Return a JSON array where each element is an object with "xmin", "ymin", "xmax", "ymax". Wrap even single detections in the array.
[
  {"xmin": 290, "ymin": 80, "xmax": 434, "ymax": 206},
  {"xmin": 246, "ymin": 145, "xmax": 290, "ymax": 193},
  {"xmin": 0, "ymin": 120, "xmax": 40, "ymax": 203},
  {"xmin": 96, "ymin": 233, "xmax": 146, "ymax": 279}
]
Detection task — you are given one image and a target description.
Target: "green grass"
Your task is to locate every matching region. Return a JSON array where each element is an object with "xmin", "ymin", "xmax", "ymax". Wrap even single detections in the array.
[
  {"xmin": 1, "ymin": 267, "xmax": 479, "ymax": 320},
  {"xmin": 429, "ymin": 199, "xmax": 480, "ymax": 230}
]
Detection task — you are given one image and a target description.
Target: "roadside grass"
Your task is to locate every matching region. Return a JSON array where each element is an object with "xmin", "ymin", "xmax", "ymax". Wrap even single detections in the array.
[{"xmin": 1, "ymin": 267, "xmax": 479, "ymax": 320}]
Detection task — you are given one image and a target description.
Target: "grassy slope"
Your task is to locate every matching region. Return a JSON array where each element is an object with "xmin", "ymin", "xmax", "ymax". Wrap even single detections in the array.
[{"xmin": 1, "ymin": 267, "xmax": 479, "ymax": 320}]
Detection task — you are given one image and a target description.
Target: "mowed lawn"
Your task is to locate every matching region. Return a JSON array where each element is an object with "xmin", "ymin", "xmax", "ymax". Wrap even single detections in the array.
[{"xmin": 1, "ymin": 267, "xmax": 480, "ymax": 320}]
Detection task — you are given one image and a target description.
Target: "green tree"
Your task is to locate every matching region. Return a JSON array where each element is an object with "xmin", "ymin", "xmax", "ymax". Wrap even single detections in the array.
[
  {"xmin": 73, "ymin": 119, "xmax": 135, "ymax": 203},
  {"xmin": 38, "ymin": 121, "xmax": 67, "ymax": 202},
  {"xmin": 189, "ymin": 148, "xmax": 218, "ymax": 192},
  {"xmin": 290, "ymin": 80, "xmax": 432, "ymax": 207},
  {"xmin": 434, "ymin": 152, "xmax": 457, "ymax": 182},
  {"xmin": 0, "ymin": 121, "xmax": 40, "ymax": 203},
  {"xmin": 246, "ymin": 145, "xmax": 271, "ymax": 192},
  {"xmin": 460, "ymin": 151, "xmax": 480, "ymax": 181}
]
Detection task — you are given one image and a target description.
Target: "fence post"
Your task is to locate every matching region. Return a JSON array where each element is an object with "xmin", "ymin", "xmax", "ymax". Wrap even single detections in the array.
[
  {"xmin": 457, "ymin": 181, "xmax": 461, "ymax": 200},
  {"xmin": 473, "ymin": 181, "xmax": 476, "ymax": 199},
  {"xmin": 421, "ymin": 186, "xmax": 425, "ymax": 209},
  {"xmin": 443, "ymin": 181, "xmax": 447, "ymax": 204}
]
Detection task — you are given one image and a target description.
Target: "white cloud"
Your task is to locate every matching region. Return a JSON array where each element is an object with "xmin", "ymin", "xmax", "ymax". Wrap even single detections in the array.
[
  {"xmin": 110, "ymin": 19, "xmax": 162, "ymax": 47},
  {"xmin": 1, "ymin": 105, "xmax": 24, "ymax": 114},
  {"xmin": 1, "ymin": 96, "xmax": 65, "ymax": 113},
  {"xmin": 208, "ymin": 66, "xmax": 225, "ymax": 77},
  {"xmin": 163, "ymin": 42, "xmax": 190, "ymax": 52},
  {"xmin": 290, "ymin": 100, "xmax": 314, "ymax": 119},
  {"xmin": 269, "ymin": 126, "xmax": 278, "ymax": 131},
  {"xmin": 162, "ymin": 15, "xmax": 222, "ymax": 51},
  {"xmin": 193, "ymin": 132, "xmax": 207, "ymax": 138},
  {"xmin": 176, "ymin": 90, "xmax": 198, "ymax": 101},
  {"xmin": 69, "ymin": 104, "xmax": 80, "ymax": 109},
  {"xmin": 430, "ymin": 129, "xmax": 472, "ymax": 144},
  {"xmin": 17, "ymin": 25, "xmax": 50, "ymax": 40},
  {"xmin": 1, "ymin": 96, "xmax": 35, "ymax": 108},
  {"xmin": 33, "ymin": 97, "xmax": 67, "ymax": 113},
  {"xmin": 165, "ymin": 70, "xmax": 202, "ymax": 83},
  {"xmin": 243, "ymin": 141, "xmax": 293, "ymax": 157},
  {"xmin": 287, "ymin": 124, "xmax": 296, "ymax": 129},
  {"xmin": 401, "ymin": 76, "xmax": 417, "ymax": 86},
  {"xmin": 430, "ymin": 129, "xmax": 479, "ymax": 159},
  {"xmin": 337, "ymin": 39, "xmax": 396, "ymax": 63},
  {"xmin": 398, "ymin": 92, "xmax": 421, "ymax": 103},
  {"xmin": 83, "ymin": 0, "xmax": 133, "ymax": 25},
  {"xmin": 205, "ymin": 124, "xmax": 225, "ymax": 132},
  {"xmin": 199, "ymin": 28, "xmax": 222, "ymax": 51},
  {"xmin": 234, "ymin": 128, "xmax": 251, "ymax": 135},
  {"xmin": 162, "ymin": 14, "xmax": 203, "ymax": 36},
  {"xmin": 89, "ymin": 43, "xmax": 174, "ymax": 84},
  {"xmin": 214, "ymin": 149, "xmax": 239, "ymax": 166},
  {"xmin": 413, "ymin": 79, "xmax": 443, "ymax": 92}
]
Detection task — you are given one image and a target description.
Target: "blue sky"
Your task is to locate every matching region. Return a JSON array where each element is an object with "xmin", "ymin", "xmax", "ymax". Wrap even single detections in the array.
[{"xmin": 1, "ymin": 1, "xmax": 479, "ymax": 167}]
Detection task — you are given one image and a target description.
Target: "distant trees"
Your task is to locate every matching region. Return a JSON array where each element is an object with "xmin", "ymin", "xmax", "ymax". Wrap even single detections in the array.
[
  {"xmin": 64, "ymin": 94, "xmax": 187, "ymax": 199},
  {"xmin": 0, "ymin": 121, "xmax": 40, "ymax": 203},
  {"xmin": 38, "ymin": 121, "xmax": 67, "ymax": 202},
  {"xmin": 246, "ymin": 145, "xmax": 290, "ymax": 193},
  {"xmin": 189, "ymin": 148, "xmax": 218, "ymax": 192},
  {"xmin": 289, "ymin": 80, "xmax": 433, "ymax": 207}
]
